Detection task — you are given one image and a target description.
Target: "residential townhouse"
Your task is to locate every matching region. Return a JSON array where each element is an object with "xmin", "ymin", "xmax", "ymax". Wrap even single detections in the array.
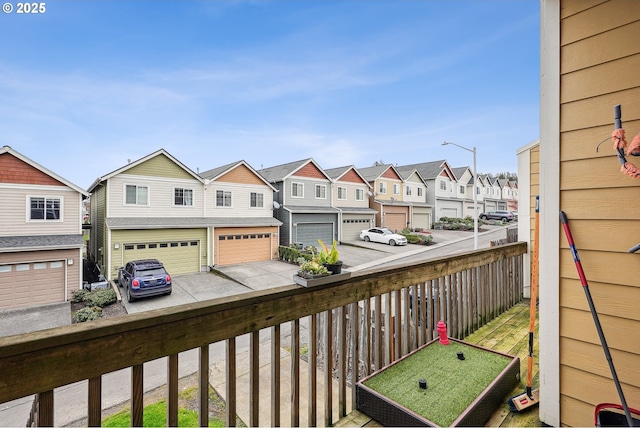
[
  {"xmin": 324, "ymin": 166, "xmax": 377, "ymax": 241},
  {"xmin": 258, "ymin": 159, "xmax": 339, "ymax": 248},
  {"xmin": 0, "ymin": 146, "xmax": 88, "ymax": 310},
  {"xmin": 87, "ymin": 149, "xmax": 280, "ymax": 280},
  {"xmin": 451, "ymin": 166, "xmax": 482, "ymax": 220},
  {"xmin": 481, "ymin": 175, "xmax": 506, "ymax": 211},
  {"xmin": 396, "ymin": 168, "xmax": 433, "ymax": 231},
  {"xmin": 358, "ymin": 164, "xmax": 411, "ymax": 232}
]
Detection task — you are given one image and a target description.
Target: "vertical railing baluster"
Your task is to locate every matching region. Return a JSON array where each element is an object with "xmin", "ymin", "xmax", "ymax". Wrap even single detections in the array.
[
  {"xmin": 393, "ymin": 289, "xmax": 401, "ymax": 361},
  {"xmin": 384, "ymin": 293, "xmax": 392, "ymax": 366},
  {"xmin": 131, "ymin": 364, "xmax": 143, "ymax": 427},
  {"xmin": 363, "ymin": 298, "xmax": 371, "ymax": 375},
  {"xmin": 374, "ymin": 295, "xmax": 382, "ymax": 370},
  {"xmin": 226, "ymin": 338, "xmax": 236, "ymax": 427},
  {"xmin": 338, "ymin": 306, "xmax": 346, "ymax": 418},
  {"xmin": 250, "ymin": 331, "xmax": 259, "ymax": 427},
  {"xmin": 324, "ymin": 309, "xmax": 333, "ymax": 427},
  {"xmin": 167, "ymin": 353, "xmax": 178, "ymax": 427},
  {"xmin": 308, "ymin": 315, "xmax": 317, "ymax": 427},
  {"xmin": 271, "ymin": 325, "xmax": 281, "ymax": 427},
  {"xmin": 199, "ymin": 345, "xmax": 209, "ymax": 428},
  {"xmin": 37, "ymin": 390, "xmax": 53, "ymax": 427},
  {"xmin": 350, "ymin": 302, "xmax": 359, "ymax": 409},
  {"xmin": 87, "ymin": 376, "xmax": 101, "ymax": 427},
  {"xmin": 291, "ymin": 320, "xmax": 300, "ymax": 427}
]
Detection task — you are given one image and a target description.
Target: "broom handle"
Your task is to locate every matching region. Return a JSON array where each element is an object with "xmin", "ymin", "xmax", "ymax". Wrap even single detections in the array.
[
  {"xmin": 526, "ymin": 196, "xmax": 540, "ymax": 395},
  {"xmin": 560, "ymin": 211, "xmax": 634, "ymax": 427}
]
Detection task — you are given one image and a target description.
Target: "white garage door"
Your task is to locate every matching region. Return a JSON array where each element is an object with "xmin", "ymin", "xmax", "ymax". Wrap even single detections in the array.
[
  {"xmin": 0, "ymin": 261, "xmax": 65, "ymax": 310},
  {"xmin": 440, "ymin": 208, "xmax": 458, "ymax": 220},
  {"xmin": 342, "ymin": 218, "xmax": 372, "ymax": 241},
  {"xmin": 413, "ymin": 213, "xmax": 432, "ymax": 230},
  {"xmin": 123, "ymin": 241, "xmax": 200, "ymax": 275}
]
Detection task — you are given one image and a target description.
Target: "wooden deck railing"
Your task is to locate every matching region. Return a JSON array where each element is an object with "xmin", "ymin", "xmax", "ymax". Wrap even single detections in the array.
[{"xmin": 0, "ymin": 242, "xmax": 526, "ymax": 427}]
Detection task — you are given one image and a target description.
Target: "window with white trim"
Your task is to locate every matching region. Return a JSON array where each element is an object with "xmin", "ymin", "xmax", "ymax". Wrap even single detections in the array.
[
  {"xmin": 29, "ymin": 197, "xmax": 62, "ymax": 220},
  {"xmin": 125, "ymin": 185, "xmax": 148, "ymax": 205},
  {"xmin": 417, "ymin": 187, "xmax": 423, "ymax": 197},
  {"xmin": 439, "ymin": 180, "xmax": 447, "ymax": 191},
  {"xmin": 356, "ymin": 189, "xmax": 364, "ymax": 201},
  {"xmin": 405, "ymin": 186, "xmax": 412, "ymax": 196},
  {"xmin": 459, "ymin": 186, "xmax": 465, "ymax": 194},
  {"xmin": 250, "ymin": 192, "xmax": 264, "ymax": 208},
  {"xmin": 379, "ymin": 182, "xmax": 387, "ymax": 194},
  {"xmin": 393, "ymin": 184, "xmax": 400, "ymax": 195},
  {"xmin": 315, "ymin": 184, "xmax": 327, "ymax": 199},
  {"xmin": 337, "ymin": 187, "xmax": 347, "ymax": 200},
  {"xmin": 292, "ymin": 182, "xmax": 304, "ymax": 198},
  {"xmin": 216, "ymin": 190, "xmax": 232, "ymax": 207},
  {"xmin": 174, "ymin": 188, "xmax": 193, "ymax": 206}
]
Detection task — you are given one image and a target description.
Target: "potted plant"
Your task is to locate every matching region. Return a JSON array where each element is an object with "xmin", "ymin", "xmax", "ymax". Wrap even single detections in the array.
[
  {"xmin": 297, "ymin": 260, "xmax": 330, "ymax": 279},
  {"xmin": 316, "ymin": 239, "xmax": 343, "ymax": 274}
]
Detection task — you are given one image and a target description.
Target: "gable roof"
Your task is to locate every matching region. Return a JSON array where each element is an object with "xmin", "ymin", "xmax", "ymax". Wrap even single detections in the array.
[
  {"xmin": 396, "ymin": 159, "xmax": 455, "ymax": 180},
  {"xmin": 257, "ymin": 158, "xmax": 331, "ymax": 182},
  {"xmin": 199, "ymin": 160, "xmax": 277, "ymax": 191},
  {"xmin": 87, "ymin": 149, "xmax": 203, "ymax": 193},
  {"xmin": 451, "ymin": 166, "xmax": 473, "ymax": 181},
  {"xmin": 324, "ymin": 165, "xmax": 372, "ymax": 187},
  {"xmin": 396, "ymin": 168, "xmax": 429, "ymax": 187},
  {"xmin": 0, "ymin": 145, "xmax": 88, "ymax": 196},
  {"xmin": 357, "ymin": 164, "xmax": 404, "ymax": 182}
]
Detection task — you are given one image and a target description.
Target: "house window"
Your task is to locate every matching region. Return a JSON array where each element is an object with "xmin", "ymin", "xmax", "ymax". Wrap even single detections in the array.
[
  {"xmin": 315, "ymin": 184, "xmax": 326, "ymax": 199},
  {"xmin": 459, "ymin": 186, "xmax": 465, "ymax": 194},
  {"xmin": 418, "ymin": 187, "xmax": 423, "ymax": 197},
  {"xmin": 405, "ymin": 186, "xmax": 412, "ymax": 196},
  {"xmin": 174, "ymin": 188, "xmax": 193, "ymax": 206},
  {"xmin": 439, "ymin": 181, "xmax": 447, "ymax": 191},
  {"xmin": 125, "ymin": 185, "xmax": 148, "ymax": 205},
  {"xmin": 292, "ymin": 182, "xmax": 304, "ymax": 198},
  {"xmin": 29, "ymin": 197, "xmax": 61, "ymax": 220},
  {"xmin": 477, "ymin": 187, "xmax": 481, "ymax": 195},
  {"xmin": 379, "ymin": 182, "xmax": 387, "ymax": 194},
  {"xmin": 356, "ymin": 189, "xmax": 364, "ymax": 201},
  {"xmin": 393, "ymin": 184, "xmax": 400, "ymax": 195},
  {"xmin": 337, "ymin": 187, "xmax": 347, "ymax": 200},
  {"xmin": 216, "ymin": 190, "xmax": 232, "ymax": 207},
  {"xmin": 250, "ymin": 192, "xmax": 264, "ymax": 208}
]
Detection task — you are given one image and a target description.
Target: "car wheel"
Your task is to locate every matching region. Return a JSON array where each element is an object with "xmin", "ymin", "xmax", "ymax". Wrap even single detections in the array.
[
  {"xmin": 480, "ymin": 215, "xmax": 487, "ymax": 220},
  {"xmin": 166, "ymin": 290, "xmax": 172, "ymax": 296},
  {"xmin": 364, "ymin": 236, "xmax": 370, "ymax": 242},
  {"xmin": 389, "ymin": 239, "xmax": 396, "ymax": 246},
  {"xmin": 127, "ymin": 287, "xmax": 135, "ymax": 303}
]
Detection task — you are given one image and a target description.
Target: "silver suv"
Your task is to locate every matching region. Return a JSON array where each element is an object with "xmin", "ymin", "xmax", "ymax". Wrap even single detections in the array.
[{"xmin": 479, "ymin": 210, "xmax": 514, "ymax": 222}]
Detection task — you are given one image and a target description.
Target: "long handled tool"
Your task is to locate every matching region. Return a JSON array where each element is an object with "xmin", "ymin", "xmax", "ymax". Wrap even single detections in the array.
[
  {"xmin": 508, "ymin": 195, "xmax": 540, "ymax": 412},
  {"xmin": 560, "ymin": 211, "xmax": 635, "ymax": 427}
]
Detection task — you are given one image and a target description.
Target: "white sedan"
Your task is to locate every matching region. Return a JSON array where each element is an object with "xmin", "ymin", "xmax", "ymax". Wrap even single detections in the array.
[{"xmin": 359, "ymin": 227, "xmax": 408, "ymax": 246}]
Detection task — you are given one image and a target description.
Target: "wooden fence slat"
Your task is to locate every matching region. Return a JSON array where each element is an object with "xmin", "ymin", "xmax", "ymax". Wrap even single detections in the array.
[
  {"xmin": 291, "ymin": 320, "xmax": 300, "ymax": 427},
  {"xmin": 199, "ymin": 345, "xmax": 209, "ymax": 428},
  {"xmin": 324, "ymin": 310, "xmax": 333, "ymax": 427},
  {"xmin": 167, "ymin": 353, "xmax": 178, "ymax": 428},
  {"xmin": 87, "ymin": 376, "xmax": 101, "ymax": 427},
  {"xmin": 271, "ymin": 325, "xmax": 281, "ymax": 427},
  {"xmin": 131, "ymin": 364, "xmax": 143, "ymax": 427},
  {"xmin": 37, "ymin": 390, "xmax": 53, "ymax": 427},
  {"xmin": 338, "ymin": 306, "xmax": 346, "ymax": 418},
  {"xmin": 250, "ymin": 331, "xmax": 259, "ymax": 428},
  {"xmin": 308, "ymin": 315, "xmax": 316, "ymax": 427},
  {"xmin": 226, "ymin": 338, "xmax": 236, "ymax": 427}
]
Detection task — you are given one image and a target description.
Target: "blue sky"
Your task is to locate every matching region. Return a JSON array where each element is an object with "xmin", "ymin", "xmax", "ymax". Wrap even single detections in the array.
[{"xmin": 1, "ymin": 1, "xmax": 539, "ymax": 189}]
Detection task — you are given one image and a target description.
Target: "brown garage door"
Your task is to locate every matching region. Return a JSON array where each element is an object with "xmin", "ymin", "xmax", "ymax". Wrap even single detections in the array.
[
  {"xmin": 216, "ymin": 230, "xmax": 272, "ymax": 266},
  {"xmin": 384, "ymin": 213, "xmax": 407, "ymax": 233},
  {"xmin": 0, "ymin": 261, "xmax": 65, "ymax": 310}
]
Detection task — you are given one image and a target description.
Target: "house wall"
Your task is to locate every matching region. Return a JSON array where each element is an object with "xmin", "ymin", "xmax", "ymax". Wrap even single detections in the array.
[
  {"xmin": 283, "ymin": 177, "xmax": 332, "ymax": 207},
  {"xmin": 547, "ymin": 1, "xmax": 640, "ymax": 426},
  {"xmin": 206, "ymin": 182, "xmax": 275, "ymax": 217},
  {"xmin": 402, "ymin": 173, "xmax": 427, "ymax": 204},
  {"xmin": 0, "ymin": 185, "xmax": 82, "ymax": 236},
  {"xmin": 332, "ymin": 181, "xmax": 370, "ymax": 208}
]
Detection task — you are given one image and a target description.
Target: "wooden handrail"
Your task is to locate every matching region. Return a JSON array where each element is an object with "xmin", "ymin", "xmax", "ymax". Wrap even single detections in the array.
[{"xmin": 0, "ymin": 242, "xmax": 526, "ymax": 426}]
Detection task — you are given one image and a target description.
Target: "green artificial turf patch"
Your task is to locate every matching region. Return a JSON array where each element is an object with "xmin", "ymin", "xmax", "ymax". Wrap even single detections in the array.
[{"xmin": 363, "ymin": 341, "xmax": 511, "ymax": 427}]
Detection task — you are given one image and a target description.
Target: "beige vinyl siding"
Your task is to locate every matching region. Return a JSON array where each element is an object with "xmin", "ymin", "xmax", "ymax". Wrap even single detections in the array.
[
  {"xmin": 206, "ymin": 183, "xmax": 275, "ymax": 217},
  {"xmin": 108, "ymin": 175, "xmax": 204, "ymax": 218},
  {"xmin": 558, "ymin": 1, "xmax": 640, "ymax": 425},
  {"xmin": 332, "ymin": 183, "xmax": 370, "ymax": 208},
  {"xmin": 0, "ymin": 186, "xmax": 81, "ymax": 235},
  {"xmin": 402, "ymin": 173, "xmax": 427, "ymax": 204},
  {"xmin": 109, "ymin": 228, "xmax": 207, "ymax": 278}
]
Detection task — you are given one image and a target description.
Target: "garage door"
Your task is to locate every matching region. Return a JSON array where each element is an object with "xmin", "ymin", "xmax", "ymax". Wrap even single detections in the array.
[
  {"xmin": 384, "ymin": 213, "xmax": 406, "ymax": 232},
  {"xmin": 413, "ymin": 213, "xmax": 432, "ymax": 230},
  {"xmin": 123, "ymin": 241, "xmax": 200, "ymax": 275},
  {"xmin": 0, "ymin": 261, "xmax": 65, "ymax": 310},
  {"xmin": 440, "ymin": 208, "xmax": 458, "ymax": 219},
  {"xmin": 342, "ymin": 218, "xmax": 372, "ymax": 241},
  {"xmin": 217, "ymin": 232, "xmax": 272, "ymax": 266},
  {"xmin": 295, "ymin": 223, "xmax": 333, "ymax": 248}
]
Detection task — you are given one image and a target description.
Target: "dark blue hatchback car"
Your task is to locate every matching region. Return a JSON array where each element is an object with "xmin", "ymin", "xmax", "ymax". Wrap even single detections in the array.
[{"xmin": 118, "ymin": 259, "xmax": 172, "ymax": 302}]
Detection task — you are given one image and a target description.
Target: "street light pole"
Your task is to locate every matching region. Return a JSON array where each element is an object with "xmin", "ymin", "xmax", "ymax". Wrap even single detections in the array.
[{"xmin": 442, "ymin": 141, "xmax": 478, "ymax": 250}]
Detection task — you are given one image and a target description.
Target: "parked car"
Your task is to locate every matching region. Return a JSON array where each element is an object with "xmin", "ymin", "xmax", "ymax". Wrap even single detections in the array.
[
  {"xmin": 479, "ymin": 210, "xmax": 514, "ymax": 222},
  {"xmin": 118, "ymin": 259, "xmax": 172, "ymax": 302},
  {"xmin": 360, "ymin": 227, "xmax": 408, "ymax": 246}
]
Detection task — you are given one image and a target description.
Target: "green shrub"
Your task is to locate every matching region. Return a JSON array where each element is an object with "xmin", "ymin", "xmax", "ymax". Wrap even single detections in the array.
[
  {"xmin": 278, "ymin": 245, "xmax": 313, "ymax": 263},
  {"xmin": 84, "ymin": 288, "xmax": 117, "ymax": 307},
  {"xmin": 73, "ymin": 306, "xmax": 102, "ymax": 323},
  {"xmin": 71, "ymin": 289, "xmax": 89, "ymax": 303}
]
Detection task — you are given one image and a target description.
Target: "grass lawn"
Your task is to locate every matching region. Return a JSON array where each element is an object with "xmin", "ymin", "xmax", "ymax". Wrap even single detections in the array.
[{"xmin": 363, "ymin": 340, "xmax": 513, "ymax": 427}]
